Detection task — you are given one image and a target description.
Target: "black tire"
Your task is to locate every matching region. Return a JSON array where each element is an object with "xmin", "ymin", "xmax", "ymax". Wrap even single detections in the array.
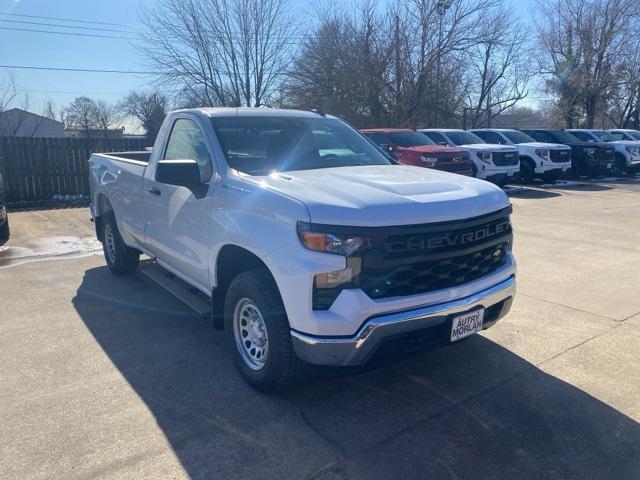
[
  {"xmin": 541, "ymin": 170, "xmax": 561, "ymax": 183},
  {"xmin": 0, "ymin": 217, "xmax": 9, "ymax": 245},
  {"xmin": 224, "ymin": 269, "xmax": 300, "ymax": 393},
  {"xmin": 102, "ymin": 212, "xmax": 139, "ymax": 275},
  {"xmin": 613, "ymin": 153, "xmax": 628, "ymax": 176},
  {"xmin": 519, "ymin": 159, "xmax": 535, "ymax": 184}
]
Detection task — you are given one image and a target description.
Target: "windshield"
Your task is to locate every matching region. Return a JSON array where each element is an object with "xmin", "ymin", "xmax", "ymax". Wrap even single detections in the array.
[
  {"xmin": 591, "ymin": 131, "xmax": 616, "ymax": 142},
  {"xmin": 388, "ymin": 131, "xmax": 434, "ymax": 147},
  {"xmin": 210, "ymin": 116, "xmax": 392, "ymax": 174},
  {"xmin": 446, "ymin": 131, "xmax": 485, "ymax": 145},
  {"xmin": 503, "ymin": 131, "xmax": 535, "ymax": 144},
  {"xmin": 550, "ymin": 130, "xmax": 581, "ymax": 143},
  {"xmin": 627, "ymin": 131, "xmax": 640, "ymax": 140}
]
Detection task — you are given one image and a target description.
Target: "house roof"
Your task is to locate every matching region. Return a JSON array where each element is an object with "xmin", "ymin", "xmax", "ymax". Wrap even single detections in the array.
[{"xmin": 1, "ymin": 108, "xmax": 64, "ymax": 127}]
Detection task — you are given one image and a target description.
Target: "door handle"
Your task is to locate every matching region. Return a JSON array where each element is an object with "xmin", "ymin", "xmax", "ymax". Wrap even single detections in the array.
[{"xmin": 148, "ymin": 188, "xmax": 161, "ymax": 196}]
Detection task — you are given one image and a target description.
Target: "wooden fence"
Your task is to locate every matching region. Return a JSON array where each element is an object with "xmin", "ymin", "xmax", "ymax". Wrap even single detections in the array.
[{"xmin": 0, "ymin": 137, "xmax": 152, "ymax": 204}]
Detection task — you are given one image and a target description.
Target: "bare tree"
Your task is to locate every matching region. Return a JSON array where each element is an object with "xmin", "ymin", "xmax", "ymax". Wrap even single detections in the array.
[
  {"xmin": 119, "ymin": 91, "xmax": 168, "ymax": 141},
  {"xmin": 462, "ymin": 5, "xmax": 531, "ymax": 128},
  {"xmin": 286, "ymin": 3, "xmax": 393, "ymax": 126},
  {"xmin": 94, "ymin": 100, "xmax": 121, "ymax": 138},
  {"xmin": 139, "ymin": 0, "xmax": 296, "ymax": 107},
  {"xmin": 65, "ymin": 97, "xmax": 99, "ymax": 138},
  {"xmin": 537, "ymin": 0, "xmax": 640, "ymax": 128},
  {"xmin": 44, "ymin": 99, "xmax": 68, "ymax": 129},
  {"xmin": 285, "ymin": 0, "xmax": 503, "ymax": 128}
]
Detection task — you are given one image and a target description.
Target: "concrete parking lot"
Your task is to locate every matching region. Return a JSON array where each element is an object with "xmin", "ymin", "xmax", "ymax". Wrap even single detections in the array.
[{"xmin": 1, "ymin": 180, "xmax": 640, "ymax": 479}]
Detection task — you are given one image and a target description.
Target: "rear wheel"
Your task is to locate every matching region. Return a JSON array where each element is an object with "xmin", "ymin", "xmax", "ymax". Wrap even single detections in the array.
[
  {"xmin": 102, "ymin": 212, "xmax": 140, "ymax": 275},
  {"xmin": 224, "ymin": 269, "xmax": 300, "ymax": 392}
]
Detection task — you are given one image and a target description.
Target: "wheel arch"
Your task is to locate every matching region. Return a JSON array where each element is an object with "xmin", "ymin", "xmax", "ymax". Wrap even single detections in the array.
[
  {"xmin": 211, "ymin": 244, "xmax": 282, "ymax": 330},
  {"xmin": 94, "ymin": 193, "xmax": 113, "ymax": 242}
]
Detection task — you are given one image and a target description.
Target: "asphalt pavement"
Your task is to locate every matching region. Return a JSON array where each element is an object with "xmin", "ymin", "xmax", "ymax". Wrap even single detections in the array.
[{"xmin": 1, "ymin": 181, "xmax": 639, "ymax": 479}]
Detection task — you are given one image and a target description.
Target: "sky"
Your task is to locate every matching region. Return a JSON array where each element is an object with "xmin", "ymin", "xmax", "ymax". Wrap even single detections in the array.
[{"xmin": 0, "ymin": 0, "xmax": 536, "ymax": 132}]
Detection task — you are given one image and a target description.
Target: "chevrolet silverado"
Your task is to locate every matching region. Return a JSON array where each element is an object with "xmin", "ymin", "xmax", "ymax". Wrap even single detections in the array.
[{"xmin": 89, "ymin": 108, "xmax": 517, "ymax": 392}]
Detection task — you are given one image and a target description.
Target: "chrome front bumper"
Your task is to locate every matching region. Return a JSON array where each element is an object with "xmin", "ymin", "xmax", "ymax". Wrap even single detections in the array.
[{"xmin": 291, "ymin": 276, "xmax": 516, "ymax": 366}]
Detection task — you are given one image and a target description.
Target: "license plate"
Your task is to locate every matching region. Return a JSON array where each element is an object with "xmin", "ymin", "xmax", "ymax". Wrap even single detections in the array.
[
  {"xmin": 450, "ymin": 308, "xmax": 485, "ymax": 342},
  {"xmin": 607, "ymin": 163, "xmax": 612, "ymax": 169}
]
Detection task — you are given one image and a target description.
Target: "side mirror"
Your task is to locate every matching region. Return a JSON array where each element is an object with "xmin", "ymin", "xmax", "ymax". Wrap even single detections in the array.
[
  {"xmin": 380, "ymin": 144, "xmax": 394, "ymax": 153},
  {"xmin": 437, "ymin": 141, "xmax": 448, "ymax": 146},
  {"xmin": 156, "ymin": 159, "xmax": 202, "ymax": 187}
]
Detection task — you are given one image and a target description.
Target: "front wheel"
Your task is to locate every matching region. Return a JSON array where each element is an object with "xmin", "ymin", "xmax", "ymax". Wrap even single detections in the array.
[
  {"xmin": 613, "ymin": 153, "xmax": 628, "ymax": 176},
  {"xmin": 519, "ymin": 160, "xmax": 535, "ymax": 184},
  {"xmin": 224, "ymin": 270, "xmax": 301, "ymax": 393},
  {"xmin": 0, "ymin": 217, "xmax": 9, "ymax": 245},
  {"xmin": 102, "ymin": 212, "xmax": 140, "ymax": 275}
]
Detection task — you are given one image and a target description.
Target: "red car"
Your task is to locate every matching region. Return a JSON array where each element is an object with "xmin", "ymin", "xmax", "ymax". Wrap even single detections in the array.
[{"xmin": 361, "ymin": 128, "xmax": 473, "ymax": 176}]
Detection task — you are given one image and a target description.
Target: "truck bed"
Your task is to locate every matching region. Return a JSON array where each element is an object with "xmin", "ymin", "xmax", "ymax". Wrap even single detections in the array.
[{"xmin": 97, "ymin": 150, "xmax": 152, "ymax": 164}]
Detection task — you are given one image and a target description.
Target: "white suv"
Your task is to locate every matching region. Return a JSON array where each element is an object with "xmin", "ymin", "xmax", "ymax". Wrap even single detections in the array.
[
  {"xmin": 471, "ymin": 128, "xmax": 572, "ymax": 183},
  {"xmin": 569, "ymin": 129, "xmax": 640, "ymax": 174},
  {"xmin": 419, "ymin": 129, "xmax": 520, "ymax": 185}
]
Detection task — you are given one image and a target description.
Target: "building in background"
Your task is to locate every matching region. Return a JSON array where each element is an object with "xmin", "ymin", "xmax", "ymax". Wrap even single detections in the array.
[{"xmin": 0, "ymin": 108, "xmax": 64, "ymax": 138}]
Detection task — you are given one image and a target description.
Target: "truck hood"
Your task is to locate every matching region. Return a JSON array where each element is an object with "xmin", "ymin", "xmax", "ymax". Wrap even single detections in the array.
[
  {"xmin": 397, "ymin": 145, "xmax": 468, "ymax": 156},
  {"xmin": 517, "ymin": 142, "xmax": 571, "ymax": 150},
  {"xmin": 606, "ymin": 140, "xmax": 640, "ymax": 147},
  {"xmin": 251, "ymin": 165, "xmax": 510, "ymax": 226},
  {"xmin": 460, "ymin": 143, "xmax": 518, "ymax": 153}
]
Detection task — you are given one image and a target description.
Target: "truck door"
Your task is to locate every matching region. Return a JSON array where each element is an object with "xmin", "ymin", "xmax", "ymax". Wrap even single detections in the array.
[{"xmin": 143, "ymin": 115, "xmax": 216, "ymax": 293}]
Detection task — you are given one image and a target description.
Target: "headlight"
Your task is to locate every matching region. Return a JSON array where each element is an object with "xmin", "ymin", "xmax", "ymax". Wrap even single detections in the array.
[
  {"xmin": 535, "ymin": 149, "xmax": 550, "ymax": 159},
  {"xmin": 625, "ymin": 146, "xmax": 638, "ymax": 155},
  {"xmin": 420, "ymin": 155, "xmax": 438, "ymax": 167},
  {"xmin": 477, "ymin": 152, "xmax": 492, "ymax": 163},
  {"xmin": 297, "ymin": 222, "xmax": 372, "ymax": 256},
  {"xmin": 585, "ymin": 148, "xmax": 596, "ymax": 156},
  {"xmin": 297, "ymin": 222, "xmax": 372, "ymax": 309}
]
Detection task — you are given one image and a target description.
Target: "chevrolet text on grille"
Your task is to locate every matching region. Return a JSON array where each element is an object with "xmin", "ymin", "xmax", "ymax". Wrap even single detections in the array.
[{"xmin": 386, "ymin": 220, "xmax": 511, "ymax": 253}]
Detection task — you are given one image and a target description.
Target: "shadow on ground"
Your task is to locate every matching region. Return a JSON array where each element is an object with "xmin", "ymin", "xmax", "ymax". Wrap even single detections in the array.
[
  {"xmin": 73, "ymin": 266, "xmax": 640, "ymax": 480},
  {"xmin": 505, "ymin": 187, "xmax": 562, "ymax": 199}
]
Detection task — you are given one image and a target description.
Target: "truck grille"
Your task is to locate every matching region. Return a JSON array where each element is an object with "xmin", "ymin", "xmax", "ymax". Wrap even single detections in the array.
[
  {"xmin": 492, "ymin": 152, "xmax": 519, "ymax": 166},
  {"xmin": 595, "ymin": 147, "xmax": 614, "ymax": 166},
  {"xmin": 550, "ymin": 149, "xmax": 571, "ymax": 163},
  {"xmin": 433, "ymin": 155, "xmax": 473, "ymax": 175},
  {"xmin": 311, "ymin": 208, "xmax": 512, "ymax": 309}
]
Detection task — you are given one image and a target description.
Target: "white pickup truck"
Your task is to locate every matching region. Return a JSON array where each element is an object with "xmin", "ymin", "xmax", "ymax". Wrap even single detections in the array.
[
  {"xmin": 470, "ymin": 128, "xmax": 573, "ymax": 182},
  {"xmin": 419, "ymin": 129, "xmax": 520, "ymax": 185},
  {"xmin": 89, "ymin": 108, "xmax": 516, "ymax": 392}
]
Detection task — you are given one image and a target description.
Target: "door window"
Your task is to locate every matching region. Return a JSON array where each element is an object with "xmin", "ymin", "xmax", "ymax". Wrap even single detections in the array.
[
  {"xmin": 423, "ymin": 132, "xmax": 449, "ymax": 145},
  {"xmin": 528, "ymin": 131, "xmax": 555, "ymax": 143},
  {"xmin": 475, "ymin": 131, "xmax": 505, "ymax": 144},
  {"xmin": 364, "ymin": 132, "xmax": 391, "ymax": 146},
  {"xmin": 572, "ymin": 131, "xmax": 594, "ymax": 142},
  {"xmin": 163, "ymin": 118, "xmax": 213, "ymax": 182}
]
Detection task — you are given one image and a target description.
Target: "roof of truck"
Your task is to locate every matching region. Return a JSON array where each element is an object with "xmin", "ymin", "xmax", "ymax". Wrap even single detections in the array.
[
  {"xmin": 419, "ymin": 128, "xmax": 465, "ymax": 132},
  {"xmin": 176, "ymin": 107, "xmax": 335, "ymax": 118},
  {"xmin": 360, "ymin": 128, "xmax": 413, "ymax": 132},
  {"xmin": 470, "ymin": 128, "xmax": 518, "ymax": 132}
]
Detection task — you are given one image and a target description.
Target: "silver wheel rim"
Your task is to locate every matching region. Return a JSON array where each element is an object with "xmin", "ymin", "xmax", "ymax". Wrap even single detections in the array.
[
  {"xmin": 233, "ymin": 298, "xmax": 269, "ymax": 371},
  {"xmin": 105, "ymin": 224, "xmax": 116, "ymax": 263}
]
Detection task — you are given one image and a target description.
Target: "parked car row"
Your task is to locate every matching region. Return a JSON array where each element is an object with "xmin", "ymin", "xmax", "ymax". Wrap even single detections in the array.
[{"xmin": 361, "ymin": 126, "xmax": 640, "ymax": 185}]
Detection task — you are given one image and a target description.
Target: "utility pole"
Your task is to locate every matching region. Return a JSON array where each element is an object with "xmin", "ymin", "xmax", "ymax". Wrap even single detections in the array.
[{"xmin": 435, "ymin": 0, "xmax": 453, "ymax": 126}]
